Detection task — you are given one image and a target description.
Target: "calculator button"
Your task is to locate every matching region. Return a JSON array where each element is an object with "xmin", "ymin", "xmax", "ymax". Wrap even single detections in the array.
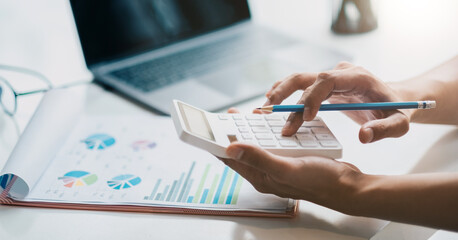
[
  {"xmin": 241, "ymin": 133, "xmax": 253, "ymax": 139},
  {"xmin": 224, "ymin": 126, "xmax": 238, "ymax": 134},
  {"xmin": 296, "ymin": 127, "xmax": 311, "ymax": 134},
  {"xmin": 255, "ymin": 133, "xmax": 273, "ymax": 140},
  {"xmin": 319, "ymin": 140, "xmax": 339, "ymax": 147},
  {"xmin": 311, "ymin": 127, "xmax": 330, "ymax": 134},
  {"xmin": 218, "ymin": 114, "xmax": 230, "ymax": 120},
  {"xmin": 251, "ymin": 127, "xmax": 270, "ymax": 133},
  {"xmin": 245, "ymin": 115, "xmax": 262, "ymax": 120},
  {"xmin": 275, "ymin": 134, "xmax": 295, "ymax": 140},
  {"xmin": 299, "ymin": 140, "xmax": 319, "ymax": 147},
  {"xmin": 235, "ymin": 120, "xmax": 247, "ymax": 126},
  {"xmin": 264, "ymin": 114, "xmax": 283, "ymax": 120},
  {"xmin": 315, "ymin": 133, "xmax": 334, "ymax": 140},
  {"xmin": 238, "ymin": 127, "xmax": 250, "ymax": 133},
  {"xmin": 232, "ymin": 115, "xmax": 243, "ymax": 120},
  {"xmin": 279, "ymin": 140, "xmax": 298, "ymax": 147},
  {"xmin": 271, "ymin": 127, "xmax": 283, "ymax": 133},
  {"xmin": 267, "ymin": 120, "xmax": 285, "ymax": 127},
  {"xmin": 296, "ymin": 134, "xmax": 315, "ymax": 140},
  {"xmin": 248, "ymin": 121, "xmax": 266, "ymax": 127},
  {"xmin": 259, "ymin": 140, "xmax": 277, "ymax": 147}
]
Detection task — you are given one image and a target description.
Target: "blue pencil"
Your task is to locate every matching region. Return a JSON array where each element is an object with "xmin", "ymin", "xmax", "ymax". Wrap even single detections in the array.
[{"xmin": 257, "ymin": 101, "xmax": 436, "ymax": 112}]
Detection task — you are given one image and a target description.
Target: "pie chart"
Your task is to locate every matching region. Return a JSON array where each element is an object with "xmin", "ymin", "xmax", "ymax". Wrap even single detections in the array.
[
  {"xmin": 131, "ymin": 140, "xmax": 156, "ymax": 151},
  {"xmin": 83, "ymin": 133, "xmax": 115, "ymax": 150},
  {"xmin": 0, "ymin": 173, "xmax": 15, "ymax": 189},
  {"xmin": 58, "ymin": 171, "xmax": 98, "ymax": 188},
  {"xmin": 107, "ymin": 174, "xmax": 142, "ymax": 190}
]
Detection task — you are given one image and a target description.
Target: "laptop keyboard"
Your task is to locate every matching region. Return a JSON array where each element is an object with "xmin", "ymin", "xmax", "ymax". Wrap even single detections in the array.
[{"xmin": 110, "ymin": 33, "xmax": 285, "ymax": 92}]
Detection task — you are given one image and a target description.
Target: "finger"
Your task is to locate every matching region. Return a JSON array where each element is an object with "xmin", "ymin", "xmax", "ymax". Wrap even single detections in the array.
[
  {"xmin": 359, "ymin": 112, "xmax": 410, "ymax": 143},
  {"xmin": 265, "ymin": 80, "xmax": 283, "ymax": 98},
  {"xmin": 252, "ymin": 108, "xmax": 263, "ymax": 114},
  {"xmin": 225, "ymin": 142, "xmax": 291, "ymax": 177},
  {"xmin": 227, "ymin": 107, "xmax": 240, "ymax": 114},
  {"xmin": 219, "ymin": 157, "xmax": 266, "ymax": 184},
  {"xmin": 265, "ymin": 73, "xmax": 317, "ymax": 106},
  {"xmin": 282, "ymin": 112, "xmax": 304, "ymax": 136},
  {"xmin": 301, "ymin": 72, "xmax": 336, "ymax": 121},
  {"xmin": 301, "ymin": 68, "xmax": 374, "ymax": 121},
  {"xmin": 219, "ymin": 157, "xmax": 275, "ymax": 193},
  {"xmin": 221, "ymin": 157, "xmax": 303, "ymax": 198},
  {"xmin": 281, "ymin": 94, "xmax": 307, "ymax": 136}
]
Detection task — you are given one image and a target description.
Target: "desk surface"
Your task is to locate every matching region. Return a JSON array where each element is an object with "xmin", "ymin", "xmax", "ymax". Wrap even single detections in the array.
[{"xmin": 1, "ymin": 0, "xmax": 458, "ymax": 239}]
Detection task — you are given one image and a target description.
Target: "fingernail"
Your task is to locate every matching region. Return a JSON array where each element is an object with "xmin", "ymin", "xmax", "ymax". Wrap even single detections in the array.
[
  {"xmin": 362, "ymin": 127, "xmax": 374, "ymax": 143},
  {"xmin": 227, "ymin": 147, "xmax": 244, "ymax": 160}
]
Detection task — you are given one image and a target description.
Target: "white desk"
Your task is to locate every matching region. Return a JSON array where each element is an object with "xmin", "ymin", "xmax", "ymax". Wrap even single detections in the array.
[{"xmin": 1, "ymin": 0, "xmax": 458, "ymax": 239}]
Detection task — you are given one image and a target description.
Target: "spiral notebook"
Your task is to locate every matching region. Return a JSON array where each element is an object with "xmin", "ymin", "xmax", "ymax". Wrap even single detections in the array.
[{"xmin": 0, "ymin": 88, "xmax": 297, "ymax": 217}]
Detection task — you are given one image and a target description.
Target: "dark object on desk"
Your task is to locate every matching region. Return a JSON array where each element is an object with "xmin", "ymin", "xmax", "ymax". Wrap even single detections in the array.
[
  {"xmin": 69, "ymin": 0, "xmax": 349, "ymax": 115},
  {"xmin": 331, "ymin": 0, "xmax": 378, "ymax": 34}
]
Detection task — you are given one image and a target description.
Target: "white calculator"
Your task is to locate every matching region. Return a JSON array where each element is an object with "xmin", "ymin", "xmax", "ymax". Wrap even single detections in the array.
[{"xmin": 171, "ymin": 100, "xmax": 342, "ymax": 159}]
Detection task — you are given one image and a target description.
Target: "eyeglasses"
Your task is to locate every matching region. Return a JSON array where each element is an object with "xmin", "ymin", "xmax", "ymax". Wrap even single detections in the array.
[{"xmin": 0, "ymin": 65, "xmax": 53, "ymax": 116}]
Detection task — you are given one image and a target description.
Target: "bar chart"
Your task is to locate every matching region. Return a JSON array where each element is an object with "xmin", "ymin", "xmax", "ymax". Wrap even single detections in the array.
[{"xmin": 143, "ymin": 161, "xmax": 243, "ymax": 205}]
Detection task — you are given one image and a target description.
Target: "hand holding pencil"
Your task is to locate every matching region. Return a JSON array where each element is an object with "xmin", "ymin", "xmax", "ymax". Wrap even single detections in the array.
[
  {"xmin": 223, "ymin": 57, "xmax": 458, "ymax": 231},
  {"xmin": 261, "ymin": 62, "xmax": 433, "ymax": 143}
]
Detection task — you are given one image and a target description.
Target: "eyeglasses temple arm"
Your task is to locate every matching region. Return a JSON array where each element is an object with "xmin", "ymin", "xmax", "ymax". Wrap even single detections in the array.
[{"xmin": 15, "ymin": 89, "xmax": 48, "ymax": 96}]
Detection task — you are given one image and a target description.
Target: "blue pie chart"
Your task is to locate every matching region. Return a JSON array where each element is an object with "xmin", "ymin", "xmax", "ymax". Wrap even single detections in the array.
[
  {"xmin": 83, "ymin": 134, "xmax": 115, "ymax": 150},
  {"xmin": 107, "ymin": 174, "xmax": 141, "ymax": 190},
  {"xmin": 0, "ymin": 174, "xmax": 15, "ymax": 190}
]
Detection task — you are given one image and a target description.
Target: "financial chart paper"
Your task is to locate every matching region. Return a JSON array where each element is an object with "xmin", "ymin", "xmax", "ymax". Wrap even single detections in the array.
[{"xmin": 25, "ymin": 116, "xmax": 292, "ymax": 212}]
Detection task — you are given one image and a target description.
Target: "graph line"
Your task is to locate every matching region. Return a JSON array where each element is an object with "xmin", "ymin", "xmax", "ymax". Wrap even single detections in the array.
[
  {"xmin": 177, "ymin": 162, "xmax": 195, "ymax": 202},
  {"xmin": 213, "ymin": 167, "xmax": 229, "ymax": 204},
  {"xmin": 192, "ymin": 164, "xmax": 210, "ymax": 203}
]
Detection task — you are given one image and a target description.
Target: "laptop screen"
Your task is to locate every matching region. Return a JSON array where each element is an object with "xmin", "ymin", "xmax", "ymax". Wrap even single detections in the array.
[{"xmin": 70, "ymin": 0, "xmax": 251, "ymax": 66}]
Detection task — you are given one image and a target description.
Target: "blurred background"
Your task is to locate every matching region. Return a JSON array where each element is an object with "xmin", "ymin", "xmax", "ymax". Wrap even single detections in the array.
[
  {"xmin": 1, "ymin": 0, "xmax": 457, "ymax": 153},
  {"xmin": 1, "ymin": 0, "xmax": 457, "ymax": 85},
  {"xmin": 1, "ymin": 0, "xmax": 457, "ymax": 164}
]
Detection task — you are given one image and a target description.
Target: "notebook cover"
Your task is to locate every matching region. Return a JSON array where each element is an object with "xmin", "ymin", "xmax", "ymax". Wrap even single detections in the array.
[{"xmin": 0, "ymin": 196, "xmax": 298, "ymax": 218}]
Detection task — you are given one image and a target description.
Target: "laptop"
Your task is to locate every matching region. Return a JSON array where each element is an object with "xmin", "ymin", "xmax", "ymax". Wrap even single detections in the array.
[{"xmin": 69, "ymin": 0, "xmax": 349, "ymax": 115}]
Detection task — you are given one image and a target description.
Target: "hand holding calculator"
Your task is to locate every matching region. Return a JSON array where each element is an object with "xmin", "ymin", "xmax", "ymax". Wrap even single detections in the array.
[{"xmin": 171, "ymin": 100, "xmax": 342, "ymax": 159}]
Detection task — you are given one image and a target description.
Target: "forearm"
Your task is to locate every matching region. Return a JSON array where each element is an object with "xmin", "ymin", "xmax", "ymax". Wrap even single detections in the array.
[
  {"xmin": 348, "ymin": 172, "xmax": 458, "ymax": 231},
  {"xmin": 389, "ymin": 55, "xmax": 458, "ymax": 125}
]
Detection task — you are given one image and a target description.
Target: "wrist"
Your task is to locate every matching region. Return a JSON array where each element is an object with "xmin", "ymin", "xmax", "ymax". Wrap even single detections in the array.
[
  {"xmin": 333, "ymin": 167, "xmax": 371, "ymax": 215},
  {"xmin": 335, "ymin": 168, "xmax": 387, "ymax": 217}
]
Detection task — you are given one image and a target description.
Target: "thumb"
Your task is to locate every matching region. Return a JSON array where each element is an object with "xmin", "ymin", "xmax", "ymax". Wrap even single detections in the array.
[
  {"xmin": 359, "ymin": 112, "xmax": 410, "ymax": 143},
  {"xmin": 226, "ymin": 142, "xmax": 290, "ymax": 176}
]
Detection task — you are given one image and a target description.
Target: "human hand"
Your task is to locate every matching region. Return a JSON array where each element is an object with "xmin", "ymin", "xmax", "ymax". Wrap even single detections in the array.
[
  {"xmin": 220, "ymin": 142, "xmax": 362, "ymax": 212},
  {"xmin": 222, "ymin": 106, "xmax": 361, "ymax": 212},
  {"xmin": 265, "ymin": 62, "xmax": 412, "ymax": 143}
]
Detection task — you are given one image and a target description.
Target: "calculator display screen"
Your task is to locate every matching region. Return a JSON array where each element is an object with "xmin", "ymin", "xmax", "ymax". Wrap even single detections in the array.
[{"xmin": 179, "ymin": 103, "xmax": 215, "ymax": 141}]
